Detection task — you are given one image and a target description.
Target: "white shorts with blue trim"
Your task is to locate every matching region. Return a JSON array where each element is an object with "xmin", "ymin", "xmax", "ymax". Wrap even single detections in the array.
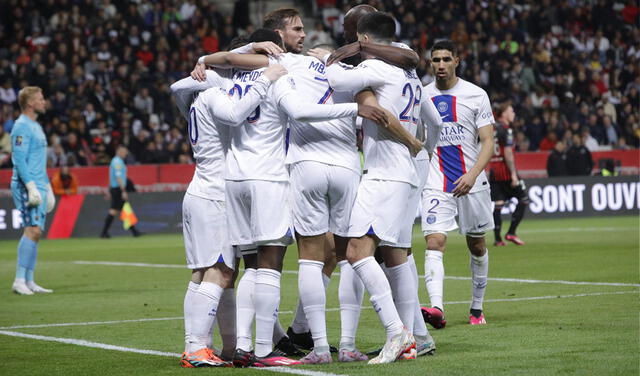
[
  {"xmin": 182, "ymin": 192, "xmax": 235, "ymax": 270},
  {"xmin": 348, "ymin": 179, "xmax": 417, "ymax": 248},
  {"xmin": 290, "ymin": 161, "xmax": 360, "ymax": 237},
  {"xmin": 226, "ymin": 180, "xmax": 294, "ymax": 247},
  {"xmin": 421, "ymin": 188, "xmax": 494, "ymax": 236},
  {"xmin": 11, "ymin": 181, "xmax": 48, "ymax": 230}
]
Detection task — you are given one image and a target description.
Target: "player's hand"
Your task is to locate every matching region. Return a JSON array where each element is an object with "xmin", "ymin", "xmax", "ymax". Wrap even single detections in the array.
[
  {"xmin": 122, "ymin": 191, "xmax": 128, "ymax": 202},
  {"xmin": 252, "ymin": 41, "xmax": 284, "ymax": 56},
  {"xmin": 357, "ymin": 104, "xmax": 389, "ymax": 127},
  {"xmin": 25, "ymin": 181, "xmax": 42, "ymax": 207},
  {"xmin": 46, "ymin": 184, "xmax": 55, "ymax": 213},
  {"xmin": 452, "ymin": 173, "xmax": 477, "ymax": 197},
  {"xmin": 307, "ymin": 48, "xmax": 331, "ymax": 62},
  {"xmin": 191, "ymin": 63, "xmax": 207, "ymax": 82},
  {"xmin": 510, "ymin": 174, "xmax": 519, "ymax": 187},
  {"xmin": 326, "ymin": 42, "xmax": 361, "ymax": 66},
  {"xmin": 408, "ymin": 138, "xmax": 423, "ymax": 157},
  {"xmin": 263, "ymin": 64, "xmax": 288, "ymax": 82}
]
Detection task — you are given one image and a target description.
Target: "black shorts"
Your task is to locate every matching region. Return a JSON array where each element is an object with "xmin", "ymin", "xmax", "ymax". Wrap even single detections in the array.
[
  {"xmin": 490, "ymin": 180, "xmax": 529, "ymax": 204},
  {"xmin": 110, "ymin": 187, "xmax": 125, "ymax": 210}
]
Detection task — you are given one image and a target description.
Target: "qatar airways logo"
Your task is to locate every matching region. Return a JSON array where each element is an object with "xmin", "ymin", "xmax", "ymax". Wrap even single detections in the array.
[{"xmin": 439, "ymin": 125, "xmax": 466, "ymax": 142}]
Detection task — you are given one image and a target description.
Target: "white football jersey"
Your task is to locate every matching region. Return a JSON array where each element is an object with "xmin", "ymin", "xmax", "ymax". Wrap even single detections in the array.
[
  {"xmin": 185, "ymin": 76, "xmax": 272, "ymax": 200},
  {"xmin": 273, "ymin": 55, "xmax": 360, "ymax": 173},
  {"xmin": 326, "ymin": 58, "xmax": 422, "ymax": 186},
  {"xmin": 424, "ymin": 78, "xmax": 495, "ymax": 193}
]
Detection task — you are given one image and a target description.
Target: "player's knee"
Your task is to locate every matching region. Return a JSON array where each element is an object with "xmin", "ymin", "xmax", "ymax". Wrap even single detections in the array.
[
  {"xmin": 494, "ymin": 201, "xmax": 505, "ymax": 210},
  {"xmin": 466, "ymin": 236, "xmax": 487, "ymax": 255},
  {"xmin": 426, "ymin": 234, "xmax": 446, "ymax": 252}
]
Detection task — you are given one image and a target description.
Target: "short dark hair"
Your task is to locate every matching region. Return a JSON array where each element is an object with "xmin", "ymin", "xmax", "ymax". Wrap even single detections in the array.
[
  {"xmin": 431, "ymin": 39, "xmax": 458, "ymax": 56},
  {"xmin": 494, "ymin": 101, "xmax": 512, "ymax": 118},
  {"xmin": 249, "ymin": 28, "xmax": 282, "ymax": 46},
  {"xmin": 263, "ymin": 8, "xmax": 300, "ymax": 31},
  {"xmin": 228, "ymin": 36, "xmax": 249, "ymax": 51},
  {"xmin": 356, "ymin": 12, "xmax": 395, "ymax": 41}
]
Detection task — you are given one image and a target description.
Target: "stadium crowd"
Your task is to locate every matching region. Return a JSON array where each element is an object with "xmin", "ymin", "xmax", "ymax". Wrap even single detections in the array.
[{"xmin": 0, "ymin": 0, "xmax": 637, "ymax": 168}]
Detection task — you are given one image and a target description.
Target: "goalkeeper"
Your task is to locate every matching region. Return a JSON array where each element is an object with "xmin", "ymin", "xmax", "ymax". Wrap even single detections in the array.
[{"xmin": 10, "ymin": 87, "xmax": 55, "ymax": 295}]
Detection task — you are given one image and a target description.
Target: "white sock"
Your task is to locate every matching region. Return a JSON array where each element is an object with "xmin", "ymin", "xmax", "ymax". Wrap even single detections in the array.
[
  {"xmin": 187, "ymin": 282, "xmax": 223, "ymax": 353},
  {"xmin": 272, "ymin": 315, "xmax": 287, "ymax": 343},
  {"xmin": 236, "ymin": 268, "xmax": 256, "ymax": 352},
  {"xmin": 352, "ymin": 257, "xmax": 403, "ymax": 340},
  {"xmin": 407, "ymin": 254, "xmax": 428, "ymax": 337},
  {"xmin": 470, "ymin": 251, "xmax": 489, "ymax": 311},
  {"xmin": 386, "ymin": 261, "xmax": 416, "ymax": 333},
  {"xmin": 183, "ymin": 281, "xmax": 200, "ymax": 351},
  {"xmin": 338, "ymin": 260, "xmax": 364, "ymax": 351},
  {"xmin": 254, "ymin": 268, "xmax": 281, "ymax": 357},
  {"xmin": 338, "ymin": 260, "xmax": 364, "ymax": 350},
  {"xmin": 425, "ymin": 250, "xmax": 445, "ymax": 311},
  {"xmin": 217, "ymin": 288, "xmax": 236, "ymax": 358},
  {"xmin": 290, "ymin": 300, "xmax": 309, "ymax": 334},
  {"xmin": 298, "ymin": 259, "xmax": 330, "ymax": 354}
]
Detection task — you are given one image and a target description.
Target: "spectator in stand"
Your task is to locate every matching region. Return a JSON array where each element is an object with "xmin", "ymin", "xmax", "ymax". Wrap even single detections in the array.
[
  {"xmin": 581, "ymin": 126, "xmax": 599, "ymax": 151},
  {"xmin": 0, "ymin": 0, "xmax": 636, "ymax": 167},
  {"xmin": 547, "ymin": 140, "xmax": 568, "ymax": 177},
  {"xmin": 566, "ymin": 134, "xmax": 594, "ymax": 176},
  {"xmin": 51, "ymin": 165, "xmax": 78, "ymax": 195},
  {"xmin": 538, "ymin": 130, "xmax": 558, "ymax": 151},
  {"xmin": 0, "ymin": 124, "xmax": 11, "ymax": 167}
]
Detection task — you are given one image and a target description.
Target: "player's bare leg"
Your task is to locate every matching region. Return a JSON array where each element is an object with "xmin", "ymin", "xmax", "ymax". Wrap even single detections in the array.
[
  {"xmin": 347, "ymin": 235, "xmax": 414, "ymax": 364},
  {"xmin": 466, "ymin": 235, "xmax": 489, "ymax": 325},
  {"xmin": 422, "ymin": 233, "xmax": 447, "ymax": 329}
]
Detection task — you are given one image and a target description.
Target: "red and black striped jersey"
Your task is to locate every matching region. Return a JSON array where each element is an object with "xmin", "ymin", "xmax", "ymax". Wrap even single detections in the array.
[{"xmin": 489, "ymin": 122, "xmax": 514, "ymax": 181}]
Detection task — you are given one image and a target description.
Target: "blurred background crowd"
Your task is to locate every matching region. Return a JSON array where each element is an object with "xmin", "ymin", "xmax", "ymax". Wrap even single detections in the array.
[{"xmin": 0, "ymin": 0, "xmax": 637, "ymax": 170}]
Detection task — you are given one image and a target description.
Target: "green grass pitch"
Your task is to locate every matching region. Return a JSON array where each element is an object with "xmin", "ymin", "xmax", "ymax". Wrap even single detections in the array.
[{"xmin": 1, "ymin": 216, "xmax": 638, "ymax": 376}]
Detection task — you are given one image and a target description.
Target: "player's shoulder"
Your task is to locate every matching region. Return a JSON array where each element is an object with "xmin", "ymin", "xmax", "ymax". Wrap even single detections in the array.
[
  {"xmin": 457, "ymin": 78, "xmax": 489, "ymax": 97},
  {"xmin": 11, "ymin": 116, "xmax": 32, "ymax": 134}
]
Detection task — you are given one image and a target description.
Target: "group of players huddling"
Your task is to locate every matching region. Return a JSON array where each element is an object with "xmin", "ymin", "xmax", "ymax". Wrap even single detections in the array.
[{"xmin": 171, "ymin": 4, "xmax": 515, "ymax": 368}]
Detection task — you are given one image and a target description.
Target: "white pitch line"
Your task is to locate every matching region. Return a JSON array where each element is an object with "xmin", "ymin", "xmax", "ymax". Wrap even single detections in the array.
[
  {"xmin": 0, "ymin": 330, "xmax": 178, "ymax": 357},
  {"xmin": 0, "ymin": 330, "xmax": 346, "ymax": 376},
  {"xmin": 518, "ymin": 226, "xmax": 637, "ymax": 234},
  {"xmin": 0, "ymin": 316, "xmax": 183, "ymax": 330},
  {"xmin": 73, "ymin": 261, "xmax": 640, "ymax": 287},
  {"xmin": 2, "ymin": 290, "xmax": 636, "ymax": 330}
]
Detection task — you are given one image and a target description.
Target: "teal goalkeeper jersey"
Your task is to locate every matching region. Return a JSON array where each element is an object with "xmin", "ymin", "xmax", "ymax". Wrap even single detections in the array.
[{"xmin": 10, "ymin": 114, "xmax": 49, "ymax": 190}]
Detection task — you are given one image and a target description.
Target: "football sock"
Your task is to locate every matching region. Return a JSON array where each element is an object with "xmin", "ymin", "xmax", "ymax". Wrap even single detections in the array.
[
  {"xmin": 338, "ymin": 260, "xmax": 364, "ymax": 351},
  {"xmin": 183, "ymin": 281, "xmax": 200, "ymax": 350},
  {"xmin": 407, "ymin": 254, "xmax": 429, "ymax": 337},
  {"xmin": 508, "ymin": 203, "xmax": 526, "ymax": 235},
  {"xmin": 236, "ymin": 268, "xmax": 256, "ymax": 352},
  {"xmin": 129, "ymin": 225, "xmax": 140, "ymax": 236},
  {"xmin": 254, "ymin": 268, "xmax": 281, "ymax": 358},
  {"xmin": 101, "ymin": 214, "xmax": 114, "ymax": 235},
  {"xmin": 187, "ymin": 282, "xmax": 223, "ymax": 353},
  {"xmin": 470, "ymin": 251, "xmax": 489, "ymax": 311},
  {"xmin": 298, "ymin": 259, "xmax": 329, "ymax": 354},
  {"xmin": 218, "ymin": 288, "xmax": 237, "ymax": 358},
  {"xmin": 386, "ymin": 261, "xmax": 416, "ymax": 333},
  {"xmin": 352, "ymin": 256, "xmax": 403, "ymax": 340},
  {"xmin": 493, "ymin": 207, "xmax": 503, "ymax": 241},
  {"xmin": 15, "ymin": 236, "xmax": 37, "ymax": 282},
  {"xmin": 470, "ymin": 308, "xmax": 483, "ymax": 318},
  {"xmin": 425, "ymin": 250, "xmax": 445, "ymax": 311},
  {"xmin": 272, "ymin": 316, "xmax": 287, "ymax": 343},
  {"xmin": 290, "ymin": 300, "xmax": 309, "ymax": 334}
]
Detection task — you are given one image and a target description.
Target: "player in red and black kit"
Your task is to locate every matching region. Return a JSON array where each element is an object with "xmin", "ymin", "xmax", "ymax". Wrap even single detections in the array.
[{"xmin": 488, "ymin": 102, "xmax": 529, "ymax": 246}]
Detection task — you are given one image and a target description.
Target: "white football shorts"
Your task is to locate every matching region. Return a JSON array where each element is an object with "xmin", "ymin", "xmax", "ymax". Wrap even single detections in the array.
[
  {"xmin": 226, "ymin": 180, "xmax": 294, "ymax": 247},
  {"xmin": 348, "ymin": 179, "xmax": 417, "ymax": 248},
  {"xmin": 182, "ymin": 192, "xmax": 235, "ymax": 270},
  {"xmin": 393, "ymin": 159, "xmax": 429, "ymax": 247},
  {"xmin": 421, "ymin": 188, "xmax": 494, "ymax": 236},
  {"xmin": 290, "ymin": 161, "xmax": 360, "ymax": 237}
]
